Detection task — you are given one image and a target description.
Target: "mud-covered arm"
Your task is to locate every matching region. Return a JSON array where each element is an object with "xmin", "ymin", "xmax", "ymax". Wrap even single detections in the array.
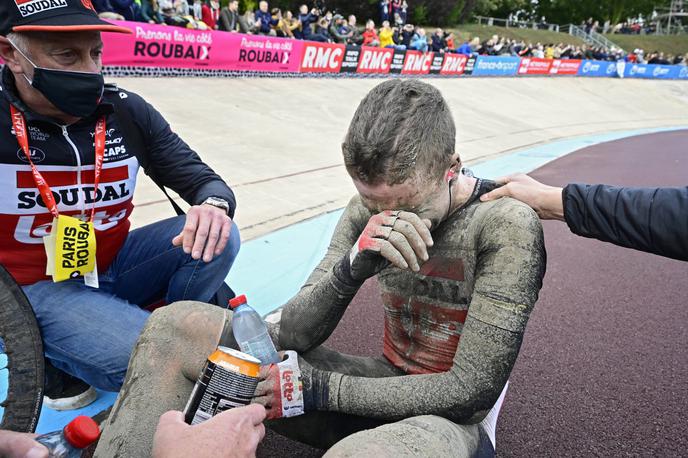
[
  {"xmin": 278, "ymin": 197, "xmax": 371, "ymax": 352},
  {"xmin": 306, "ymin": 201, "xmax": 546, "ymax": 423}
]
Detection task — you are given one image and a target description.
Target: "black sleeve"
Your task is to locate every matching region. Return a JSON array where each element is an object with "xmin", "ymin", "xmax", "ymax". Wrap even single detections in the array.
[
  {"xmin": 130, "ymin": 92, "xmax": 237, "ymax": 218},
  {"xmin": 563, "ymin": 184, "xmax": 688, "ymax": 261}
]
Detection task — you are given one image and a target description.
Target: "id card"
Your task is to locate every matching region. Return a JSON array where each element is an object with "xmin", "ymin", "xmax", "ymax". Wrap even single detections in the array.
[{"xmin": 48, "ymin": 215, "xmax": 97, "ymax": 283}]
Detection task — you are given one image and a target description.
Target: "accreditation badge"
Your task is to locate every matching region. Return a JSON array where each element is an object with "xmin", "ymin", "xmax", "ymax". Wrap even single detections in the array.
[{"xmin": 49, "ymin": 215, "xmax": 97, "ymax": 283}]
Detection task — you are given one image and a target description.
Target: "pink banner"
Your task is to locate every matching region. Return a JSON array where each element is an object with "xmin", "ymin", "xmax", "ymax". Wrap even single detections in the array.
[{"xmin": 102, "ymin": 20, "xmax": 303, "ymax": 72}]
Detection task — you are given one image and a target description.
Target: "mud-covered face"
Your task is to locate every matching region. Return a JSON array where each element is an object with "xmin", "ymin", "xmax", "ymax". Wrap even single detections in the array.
[{"xmin": 352, "ymin": 176, "xmax": 449, "ymax": 229}]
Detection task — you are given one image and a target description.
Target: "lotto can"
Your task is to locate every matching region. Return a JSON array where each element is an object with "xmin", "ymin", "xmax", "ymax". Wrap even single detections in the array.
[{"xmin": 183, "ymin": 346, "xmax": 261, "ymax": 425}]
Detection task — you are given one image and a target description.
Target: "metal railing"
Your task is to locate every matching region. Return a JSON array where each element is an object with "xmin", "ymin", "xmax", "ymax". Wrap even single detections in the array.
[
  {"xmin": 563, "ymin": 24, "xmax": 624, "ymax": 50},
  {"xmin": 474, "ymin": 16, "xmax": 561, "ymax": 33}
]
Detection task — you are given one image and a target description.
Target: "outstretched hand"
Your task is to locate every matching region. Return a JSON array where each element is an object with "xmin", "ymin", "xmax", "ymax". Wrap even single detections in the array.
[
  {"xmin": 152, "ymin": 407, "xmax": 265, "ymax": 458},
  {"xmin": 480, "ymin": 174, "xmax": 565, "ymax": 221}
]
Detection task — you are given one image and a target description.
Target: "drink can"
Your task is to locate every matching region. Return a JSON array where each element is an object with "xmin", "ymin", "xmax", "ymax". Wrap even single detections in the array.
[{"xmin": 183, "ymin": 346, "xmax": 261, "ymax": 425}]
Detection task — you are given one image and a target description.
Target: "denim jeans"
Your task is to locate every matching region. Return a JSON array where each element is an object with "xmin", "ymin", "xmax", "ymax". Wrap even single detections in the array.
[{"xmin": 22, "ymin": 216, "xmax": 240, "ymax": 391}]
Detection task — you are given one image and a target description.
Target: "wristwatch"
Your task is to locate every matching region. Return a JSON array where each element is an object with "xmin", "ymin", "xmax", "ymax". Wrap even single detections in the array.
[{"xmin": 202, "ymin": 197, "xmax": 230, "ymax": 214}]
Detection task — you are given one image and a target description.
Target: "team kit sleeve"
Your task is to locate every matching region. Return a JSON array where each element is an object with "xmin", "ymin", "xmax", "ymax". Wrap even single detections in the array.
[
  {"xmin": 563, "ymin": 184, "xmax": 688, "ymax": 262},
  {"xmin": 305, "ymin": 200, "xmax": 546, "ymax": 423},
  {"xmin": 134, "ymin": 94, "xmax": 237, "ymax": 218},
  {"xmin": 278, "ymin": 196, "xmax": 371, "ymax": 352}
]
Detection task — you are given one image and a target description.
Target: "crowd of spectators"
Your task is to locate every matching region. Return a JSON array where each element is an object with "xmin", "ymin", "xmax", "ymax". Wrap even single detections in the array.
[{"xmin": 92, "ymin": 1, "xmax": 687, "ymax": 66}]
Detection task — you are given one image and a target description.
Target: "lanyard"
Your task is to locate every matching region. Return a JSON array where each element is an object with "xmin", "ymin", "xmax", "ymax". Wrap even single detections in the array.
[{"xmin": 10, "ymin": 105, "xmax": 106, "ymax": 222}]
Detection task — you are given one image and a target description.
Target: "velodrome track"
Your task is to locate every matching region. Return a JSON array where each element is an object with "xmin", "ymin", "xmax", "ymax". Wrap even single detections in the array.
[
  {"xmin": 113, "ymin": 76, "xmax": 688, "ymax": 240},
  {"xmin": 256, "ymin": 129, "xmax": 688, "ymax": 457},
  {"xmin": 8, "ymin": 75, "xmax": 685, "ymax": 455}
]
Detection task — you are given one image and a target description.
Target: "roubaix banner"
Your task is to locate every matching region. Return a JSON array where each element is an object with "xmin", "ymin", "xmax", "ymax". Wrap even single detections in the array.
[
  {"xmin": 99, "ymin": 21, "xmax": 688, "ymax": 80},
  {"xmin": 102, "ymin": 20, "xmax": 303, "ymax": 73}
]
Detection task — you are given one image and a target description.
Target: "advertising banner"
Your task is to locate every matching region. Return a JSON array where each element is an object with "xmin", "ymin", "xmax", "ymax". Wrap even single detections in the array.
[
  {"xmin": 401, "ymin": 50, "xmax": 434, "ymax": 75},
  {"xmin": 389, "ymin": 49, "xmax": 406, "ymax": 74},
  {"xmin": 440, "ymin": 54, "xmax": 469, "ymax": 76},
  {"xmin": 577, "ymin": 60, "xmax": 618, "ymax": 77},
  {"xmin": 96, "ymin": 22, "xmax": 688, "ymax": 80},
  {"xmin": 471, "ymin": 56, "xmax": 520, "ymax": 76},
  {"xmin": 625, "ymin": 63, "xmax": 679, "ymax": 79},
  {"xmin": 549, "ymin": 59, "xmax": 582, "ymax": 75},
  {"xmin": 518, "ymin": 57, "xmax": 552, "ymax": 75},
  {"xmin": 340, "ymin": 46, "xmax": 361, "ymax": 73},
  {"xmin": 102, "ymin": 21, "xmax": 302, "ymax": 72},
  {"xmin": 300, "ymin": 42, "xmax": 345, "ymax": 73},
  {"xmin": 356, "ymin": 46, "xmax": 394, "ymax": 74}
]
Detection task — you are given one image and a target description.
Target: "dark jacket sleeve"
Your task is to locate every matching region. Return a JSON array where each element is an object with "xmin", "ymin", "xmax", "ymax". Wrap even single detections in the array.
[
  {"xmin": 563, "ymin": 184, "xmax": 688, "ymax": 261},
  {"xmin": 127, "ymin": 91, "xmax": 236, "ymax": 218}
]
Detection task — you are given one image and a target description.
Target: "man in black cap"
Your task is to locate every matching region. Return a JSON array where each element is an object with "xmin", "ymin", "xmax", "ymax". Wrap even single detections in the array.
[{"xmin": 0, "ymin": 0, "xmax": 240, "ymax": 409}]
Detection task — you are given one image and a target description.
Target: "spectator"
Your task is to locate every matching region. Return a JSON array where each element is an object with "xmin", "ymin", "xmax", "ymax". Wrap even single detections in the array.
[
  {"xmin": 544, "ymin": 43, "xmax": 554, "ymax": 59},
  {"xmin": 218, "ymin": 0, "xmax": 240, "ymax": 32},
  {"xmin": 399, "ymin": 0, "xmax": 408, "ymax": 24},
  {"xmin": 280, "ymin": 10, "xmax": 301, "ymax": 38},
  {"xmin": 138, "ymin": 0, "xmax": 165, "ymax": 24},
  {"xmin": 240, "ymin": 10, "xmax": 260, "ymax": 34},
  {"xmin": 409, "ymin": 27, "xmax": 427, "ymax": 52},
  {"xmin": 444, "ymin": 31, "xmax": 455, "ymax": 51},
  {"xmin": 160, "ymin": 0, "xmax": 190, "ymax": 27},
  {"xmin": 533, "ymin": 43, "xmax": 545, "ymax": 58},
  {"xmin": 315, "ymin": 17, "xmax": 332, "ymax": 42},
  {"xmin": 92, "ymin": 0, "xmax": 124, "ymax": 20},
  {"xmin": 363, "ymin": 19, "xmax": 380, "ymax": 47},
  {"xmin": 430, "ymin": 28, "xmax": 445, "ymax": 52},
  {"xmin": 296, "ymin": 4, "xmax": 324, "ymax": 41},
  {"xmin": 456, "ymin": 38, "xmax": 472, "ymax": 55},
  {"xmin": 270, "ymin": 8, "xmax": 284, "ymax": 36},
  {"xmin": 255, "ymin": 1, "xmax": 277, "ymax": 36},
  {"xmin": 379, "ymin": 0, "xmax": 390, "ymax": 24},
  {"xmin": 346, "ymin": 15, "xmax": 364, "ymax": 45},
  {"xmin": 391, "ymin": 0, "xmax": 402, "ymax": 19},
  {"xmin": 201, "ymin": 0, "xmax": 220, "ymax": 30},
  {"xmin": 95, "ymin": 0, "xmax": 139, "ymax": 21},
  {"xmin": 379, "ymin": 20, "xmax": 397, "ymax": 48},
  {"xmin": 329, "ymin": 14, "xmax": 352, "ymax": 43},
  {"xmin": 400, "ymin": 23, "xmax": 415, "ymax": 48}
]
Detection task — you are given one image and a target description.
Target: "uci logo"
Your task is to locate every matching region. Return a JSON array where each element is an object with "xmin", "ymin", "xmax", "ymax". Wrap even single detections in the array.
[
  {"xmin": 17, "ymin": 147, "xmax": 46, "ymax": 163},
  {"xmin": 582, "ymin": 61, "xmax": 592, "ymax": 73},
  {"xmin": 606, "ymin": 63, "xmax": 616, "ymax": 74},
  {"xmin": 680, "ymin": 67, "xmax": 688, "ymax": 78}
]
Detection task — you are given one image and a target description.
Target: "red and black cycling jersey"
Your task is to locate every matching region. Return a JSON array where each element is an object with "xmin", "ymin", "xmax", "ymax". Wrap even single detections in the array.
[{"xmin": 0, "ymin": 67, "xmax": 236, "ymax": 285}]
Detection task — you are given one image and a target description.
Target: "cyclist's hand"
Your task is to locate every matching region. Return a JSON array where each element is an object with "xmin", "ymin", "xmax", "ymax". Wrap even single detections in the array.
[
  {"xmin": 152, "ymin": 407, "xmax": 265, "ymax": 458},
  {"xmin": 0, "ymin": 430, "xmax": 48, "ymax": 458},
  {"xmin": 349, "ymin": 210, "xmax": 433, "ymax": 280}
]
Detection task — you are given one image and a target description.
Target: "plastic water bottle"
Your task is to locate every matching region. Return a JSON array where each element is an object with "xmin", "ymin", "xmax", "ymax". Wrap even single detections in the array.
[
  {"xmin": 36, "ymin": 415, "xmax": 100, "ymax": 457},
  {"xmin": 229, "ymin": 295, "xmax": 281, "ymax": 364}
]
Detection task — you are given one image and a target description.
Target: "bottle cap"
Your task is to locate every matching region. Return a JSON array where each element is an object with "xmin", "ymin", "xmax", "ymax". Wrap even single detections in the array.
[
  {"xmin": 63, "ymin": 416, "xmax": 100, "ymax": 449},
  {"xmin": 228, "ymin": 294, "xmax": 247, "ymax": 309}
]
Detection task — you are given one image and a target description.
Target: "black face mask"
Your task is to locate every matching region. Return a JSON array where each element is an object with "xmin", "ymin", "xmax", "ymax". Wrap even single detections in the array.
[{"xmin": 12, "ymin": 42, "xmax": 104, "ymax": 119}]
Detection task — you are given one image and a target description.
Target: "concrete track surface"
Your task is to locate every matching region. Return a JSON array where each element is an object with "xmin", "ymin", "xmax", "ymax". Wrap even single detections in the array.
[
  {"xmin": 111, "ymin": 76, "xmax": 688, "ymax": 241},
  {"xmin": 256, "ymin": 130, "xmax": 688, "ymax": 457}
]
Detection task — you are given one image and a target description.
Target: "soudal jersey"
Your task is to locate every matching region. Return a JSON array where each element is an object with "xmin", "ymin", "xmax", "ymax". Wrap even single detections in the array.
[{"xmin": 0, "ymin": 68, "xmax": 236, "ymax": 285}]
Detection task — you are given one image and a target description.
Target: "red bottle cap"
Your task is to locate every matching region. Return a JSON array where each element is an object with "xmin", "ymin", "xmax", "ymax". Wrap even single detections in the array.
[
  {"xmin": 228, "ymin": 294, "xmax": 247, "ymax": 309},
  {"xmin": 63, "ymin": 416, "xmax": 100, "ymax": 449}
]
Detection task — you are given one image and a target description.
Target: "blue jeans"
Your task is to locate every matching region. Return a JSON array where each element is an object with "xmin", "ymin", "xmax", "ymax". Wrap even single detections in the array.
[{"xmin": 23, "ymin": 216, "xmax": 240, "ymax": 391}]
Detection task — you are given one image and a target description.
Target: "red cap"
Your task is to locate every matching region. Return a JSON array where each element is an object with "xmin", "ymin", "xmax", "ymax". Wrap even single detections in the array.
[
  {"xmin": 63, "ymin": 416, "xmax": 100, "ymax": 449},
  {"xmin": 228, "ymin": 294, "xmax": 247, "ymax": 309}
]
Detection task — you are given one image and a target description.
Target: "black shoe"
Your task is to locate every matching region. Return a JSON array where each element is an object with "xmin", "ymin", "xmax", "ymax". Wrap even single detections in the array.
[{"xmin": 44, "ymin": 368, "xmax": 97, "ymax": 411}]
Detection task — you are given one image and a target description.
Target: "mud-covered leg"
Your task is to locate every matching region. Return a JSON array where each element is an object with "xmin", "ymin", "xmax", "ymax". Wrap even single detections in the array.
[
  {"xmin": 95, "ymin": 301, "xmax": 228, "ymax": 458},
  {"xmin": 324, "ymin": 415, "xmax": 494, "ymax": 458}
]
